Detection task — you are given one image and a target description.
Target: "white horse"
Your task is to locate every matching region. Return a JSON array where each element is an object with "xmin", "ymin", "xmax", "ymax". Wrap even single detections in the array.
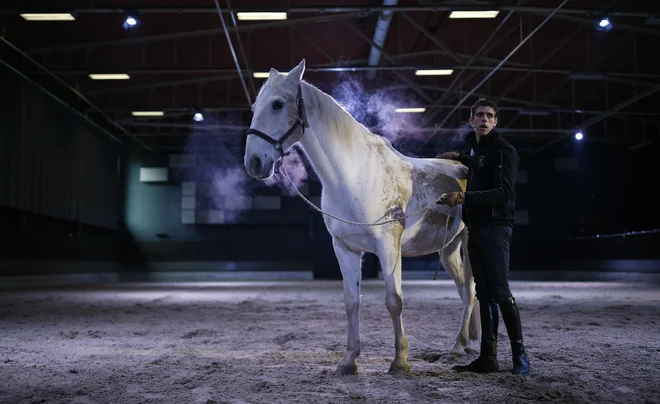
[{"xmin": 243, "ymin": 59, "xmax": 479, "ymax": 375}]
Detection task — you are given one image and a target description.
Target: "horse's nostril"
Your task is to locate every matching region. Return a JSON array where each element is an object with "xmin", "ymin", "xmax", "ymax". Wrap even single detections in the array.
[{"xmin": 249, "ymin": 156, "xmax": 262, "ymax": 174}]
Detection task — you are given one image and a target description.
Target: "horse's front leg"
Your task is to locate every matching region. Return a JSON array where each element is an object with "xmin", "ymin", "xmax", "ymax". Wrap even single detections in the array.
[
  {"xmin": 377, "ymin": 234, "xmax": 411, "ymax": 374},
  {"xmin": 332, "ymin": 237, "xmax": 362, "ymax": 375}
]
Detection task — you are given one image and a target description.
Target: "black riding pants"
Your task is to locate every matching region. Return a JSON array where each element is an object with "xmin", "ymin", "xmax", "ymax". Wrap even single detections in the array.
[{"xmin": 468, "ymin": 225, "xmax": 513, "ymax": 304}]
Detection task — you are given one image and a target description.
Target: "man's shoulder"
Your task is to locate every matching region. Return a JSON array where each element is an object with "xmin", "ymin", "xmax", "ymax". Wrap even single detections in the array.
[{"xmin": 494, "ymin": 136, "xmax": 518, "ymax": 154}]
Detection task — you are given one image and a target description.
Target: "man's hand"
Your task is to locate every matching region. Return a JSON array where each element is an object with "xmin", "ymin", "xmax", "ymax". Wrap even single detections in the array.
[
  {"xmin": 436, "ymin": 191, "xmax": 465, "ymax": 207},
  {"xmin": 438, "ymin": 151, "xmax": 460, "ymax": 160}
]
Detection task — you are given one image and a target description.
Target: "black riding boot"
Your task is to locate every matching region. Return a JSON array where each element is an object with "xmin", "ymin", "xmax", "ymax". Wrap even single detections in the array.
[
  {"xmin": 452, "ymin": 300, "xmax": 499, "ymax": 373},
  {"xmin": 499, "ymin": 294, "xmax": 531, "ymax": 375}
]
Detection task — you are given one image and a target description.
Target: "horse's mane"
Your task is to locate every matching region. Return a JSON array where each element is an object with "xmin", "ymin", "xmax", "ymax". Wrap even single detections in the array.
[
  {"xmin": 300, "ymin": 81, "xmax": 466, "ymax": 177},
  {"xmin": 300, "ymin": 80, "xmax": 391, "ymax": 157}
]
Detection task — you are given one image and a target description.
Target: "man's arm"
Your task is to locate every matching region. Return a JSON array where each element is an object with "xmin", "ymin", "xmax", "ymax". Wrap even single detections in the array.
[
  {"xmin": 465, "ymin": 145, "xmax": 519, "ymax": 207},
  {"xmin": 457, "ymin": 152, "xmax": 470, "ymax": 167},
  {"xmin": 438, "ymin": 151, "xmax": 471, "ymax": 167}
]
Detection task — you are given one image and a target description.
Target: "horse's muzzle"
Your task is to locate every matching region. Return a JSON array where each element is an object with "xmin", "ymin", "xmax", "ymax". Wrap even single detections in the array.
[{"xmin": 245, "ymin": 155, "xmax": 273, "ymax": 179}]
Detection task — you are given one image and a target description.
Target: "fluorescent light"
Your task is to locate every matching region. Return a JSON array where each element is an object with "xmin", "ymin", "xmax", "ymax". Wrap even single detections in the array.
[
  {"xmin": 89, "ymin": 73, "xmax": 130, "ymax": 80},
  {"xmin": 253, "ymin": 71, "xmax": 288, "ymax": 78},
  {"xmin": 415, "ymin": 69, "xmax": 454, "ymax": 76},
  {"xmin": 395, "ymin": 108, "xmax": 426, "ymax": 113},
  {"xmin": 236, "ymin": 12, "xmax": 287, "ymax": 21},
  {"xmin": 20, "ymin": 13, "xmax": 75, "ymax": 21},
  {"xmin": 449, "ymin": 10, "xmax": 499, "ymax": 19},
  {"xmin": 131, "ymin": 111, "xmax": 164, "ymax": 117}
]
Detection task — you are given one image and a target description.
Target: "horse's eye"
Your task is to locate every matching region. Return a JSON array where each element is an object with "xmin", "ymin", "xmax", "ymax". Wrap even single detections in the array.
[{"xmin": 272, "ymin": 101, "xmax": 284, "ymax": 110}]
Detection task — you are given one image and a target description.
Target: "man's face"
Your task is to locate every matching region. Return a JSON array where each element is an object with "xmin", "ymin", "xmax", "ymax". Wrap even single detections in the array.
[{"xmin": 469, "ymin": 106, "xmax": 498, "ymax": 136}]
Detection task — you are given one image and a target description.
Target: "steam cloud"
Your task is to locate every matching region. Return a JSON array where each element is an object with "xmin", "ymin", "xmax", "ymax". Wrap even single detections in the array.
[
  {"xmin": 330, "ymin": 75, "xmax": 428, "ymax": 146},
  {"xmin": 175, "ymin": 74, "xmax": 471, "ymax": 226},
  {"xmin": 329, "ymin": 73, "xmax": 475, "ymax": 156},
  {"xmin": 179, "ymin": 113, "xmax": 253, "ymax": 225},
  {"xmin": 266, "ymin": 145, "xmax": 310, "ymax": 197}
]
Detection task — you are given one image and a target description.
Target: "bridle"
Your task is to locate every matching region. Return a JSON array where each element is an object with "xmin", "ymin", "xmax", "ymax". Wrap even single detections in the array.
[{"xmin": 245, "ymin": 84, "xmax": 309, "ymax": 158}]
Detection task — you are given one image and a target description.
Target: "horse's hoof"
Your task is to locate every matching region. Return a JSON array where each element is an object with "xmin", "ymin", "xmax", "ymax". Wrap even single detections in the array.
[
  {"xmin": 465, "ymin": 341, "xmax": 480, "ymax": 353},
  {"xmin": 450, "ymin": 346, "xmax": 467, "ymax": 357},
  {"xmin": 336, "ymin": 363, "xmax": 357, "ymax": 375},
  {"xmin": 387, "ymin": 361, "xmax": 411, "ymax": 375}
]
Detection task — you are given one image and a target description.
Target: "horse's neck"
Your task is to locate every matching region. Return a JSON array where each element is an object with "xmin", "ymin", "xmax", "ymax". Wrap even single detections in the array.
[{"xmin": 297, "ymin": 83, "xmax": 377, "ymax": 191}]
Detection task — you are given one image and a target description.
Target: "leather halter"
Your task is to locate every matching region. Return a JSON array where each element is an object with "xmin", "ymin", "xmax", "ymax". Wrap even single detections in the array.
[{"xmin": 245, "ymin": 85, "xmax": 310, "ymax": 157}]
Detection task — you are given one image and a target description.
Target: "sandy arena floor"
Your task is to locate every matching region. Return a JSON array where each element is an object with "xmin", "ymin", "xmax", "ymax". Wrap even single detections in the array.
[{"xmin": 0, "ymin": 279, "xmax": 659, "ymax": 404}]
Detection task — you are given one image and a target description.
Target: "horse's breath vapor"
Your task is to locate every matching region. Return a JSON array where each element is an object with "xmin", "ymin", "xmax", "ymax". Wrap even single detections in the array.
[
  {"xmin": 331, "ymin": 74, "xmax": 427, "ymax": 146},
  {"xmin": 268, "ymin": 145, "xmax": 309, "ymax": 196},
  {"xmin": 180, "ymin": 113, "xmax": 252, "ymax": 224}
]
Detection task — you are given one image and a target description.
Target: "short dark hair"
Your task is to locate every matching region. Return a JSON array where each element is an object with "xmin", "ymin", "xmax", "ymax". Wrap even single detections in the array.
[{"xmin": 471, "ymin": 97, "xmax": 499, "ymax": 118}]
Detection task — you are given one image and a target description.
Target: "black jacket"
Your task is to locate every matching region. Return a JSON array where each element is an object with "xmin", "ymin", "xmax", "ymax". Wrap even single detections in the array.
[{"xmin": 457, "ymin": 128, "xmax": 520, "ymax": 229}]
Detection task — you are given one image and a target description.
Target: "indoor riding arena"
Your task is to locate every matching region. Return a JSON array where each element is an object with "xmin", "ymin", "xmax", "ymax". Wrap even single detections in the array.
[{"xmin": 1, "ymin": 2, "xmax": 659, "ymax": 404}]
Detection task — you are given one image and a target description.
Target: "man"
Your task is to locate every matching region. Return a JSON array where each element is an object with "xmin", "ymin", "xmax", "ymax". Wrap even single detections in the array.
[{"xmin": 437, "ymin": 97, "xmax": 530, "ymax": 376}]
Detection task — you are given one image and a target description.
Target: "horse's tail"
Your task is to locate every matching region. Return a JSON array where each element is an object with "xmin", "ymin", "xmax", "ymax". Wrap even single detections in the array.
[{"xmin": 460, "ymin": 226, "xmax": 480, "ymax": 341}]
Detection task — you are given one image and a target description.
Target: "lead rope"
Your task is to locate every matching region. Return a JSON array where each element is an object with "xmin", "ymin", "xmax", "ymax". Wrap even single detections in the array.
[
  {"xmin": 278, "ymin": 161, "xmax": 454, "ymax": 280},
  {"xmin": 279, "ymin": 163, "xmax": 437, "ymax": 226},
  {"xmin": 433, "ymin": 215, "xmax": 451, "ymax": 280}
]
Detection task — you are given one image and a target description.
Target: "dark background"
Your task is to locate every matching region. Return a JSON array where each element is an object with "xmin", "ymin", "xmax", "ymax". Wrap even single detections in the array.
[{"xmin": 1, "ymin": 1, "xmax": 659, "ymax": 280}]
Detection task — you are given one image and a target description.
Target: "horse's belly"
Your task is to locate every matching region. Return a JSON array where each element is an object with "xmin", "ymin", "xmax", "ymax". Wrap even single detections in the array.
[
  {"xmin": 401, "ymin": 209, "xmax": 456, "ymax": 257},
  {"xmin": 323, "ymin": 212, "xmax": 383, "ymax": 253}
]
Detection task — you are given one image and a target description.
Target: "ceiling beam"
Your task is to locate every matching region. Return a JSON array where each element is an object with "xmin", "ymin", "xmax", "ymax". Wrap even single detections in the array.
[
  {"xmin": 4, "ymin": 5, "xmax": 658, "ymax": 18},
  {"xmin": 533, "ymin": 85, "xmax": 660, "ymax": 153},
  {"xmin": 498, "ymin": 25, "xmax": 585, "ymax": 100},
  {"xmin": 418, "ymin": 0, "xmax": 569, "ymax": 150},
  {"xmin": 26, "ymin": 12, "xmax": 361, "ymax": 54},
  {"xmin": 84, "ymin": 75, "xmax": 236, "ymax": 95},
  {"xmin": 536, "ymin": 31, "xmax": 636, "ymax": 106},
  {"xmin": 95, "ymin": 106, "xmax": 660, "ymax": 117},
  {"xmin": 411, "ymin": 6, "xmax": 522, "ymax": 110},
  {"xmin": 0, "ymin": 35, "xmax": 154, "ymax": 152},
  {"xmin": 341, "ymin": 19, "xmax": 436, "ymax": 103},
  {"xmin": 41, "ymin": 65, "xmax": 660, "ymax": 81}
]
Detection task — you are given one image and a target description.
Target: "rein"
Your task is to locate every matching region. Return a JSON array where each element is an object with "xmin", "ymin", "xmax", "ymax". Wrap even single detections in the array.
[{"xmin": 278, "ymin": 162, "xmax": 440, "ymax": 226}]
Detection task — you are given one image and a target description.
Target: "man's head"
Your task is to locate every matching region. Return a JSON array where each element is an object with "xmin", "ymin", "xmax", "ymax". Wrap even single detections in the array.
[{"xmin": 469, "ymin": 97, "xmax": 499, "ymax": 137}]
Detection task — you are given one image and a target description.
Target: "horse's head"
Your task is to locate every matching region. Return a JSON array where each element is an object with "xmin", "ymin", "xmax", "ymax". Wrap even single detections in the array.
[{"xmin": 244, "ymin": 59, "xmax": 308, "ymax": 179}]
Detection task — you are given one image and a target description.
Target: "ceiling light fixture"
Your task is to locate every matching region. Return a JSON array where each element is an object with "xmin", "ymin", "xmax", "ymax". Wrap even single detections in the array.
[
  {"xmin": 395, "ymin": 108, "xmax": 426, "ymax": 113},
  {"xmin": 415, "ymin": 69, "xmax": 454, "ymax": 76},
  {"xmin": 20, "ymin": 13, "xmax": 75, "ymax": 21},
  {"xmin": 131, "ymin": 111, "xmax": 165, "ymax": 117},
  {"xmin": 253, "ymin": 71, "xmax": 288, "ymax": 78},
  {"xmin": 236, "ymin": 12, "xmax": 287, "ymax": 21},
  {"xmin": 89, "ymin": 73, "xmax": 131, "ymax": 80},
  {"xmin": 449, "ymin": 10, "xmax": 499, "ymax": 19}
]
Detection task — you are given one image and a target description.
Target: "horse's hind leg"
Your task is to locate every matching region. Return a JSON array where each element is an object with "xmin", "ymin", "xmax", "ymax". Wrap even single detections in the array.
[
  {"xmin": 331, "ymin": 237, "xmax": 363, "ymax": 375},
  {"xmin": 376, "ymin": 235, "xmax": 410, "ymax": 375},
  {"xmin": 441, "ymin": 227, "xmax": 479, "ymax": 356}
]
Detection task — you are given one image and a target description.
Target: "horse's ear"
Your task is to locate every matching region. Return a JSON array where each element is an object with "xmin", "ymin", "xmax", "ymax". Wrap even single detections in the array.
[{"xmin": 286, "ymin": 59, "xmax": 306, "ymax": 83}]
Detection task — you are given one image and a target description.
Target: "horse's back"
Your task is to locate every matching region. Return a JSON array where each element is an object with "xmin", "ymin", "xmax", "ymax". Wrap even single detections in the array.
[
  {"xmin": 408, "ymin": 157, "xmax": 467, "ymax": 197},
  {"xmin": 381, "ymin": 137, "xmax": 467, "ymax": 182}
]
